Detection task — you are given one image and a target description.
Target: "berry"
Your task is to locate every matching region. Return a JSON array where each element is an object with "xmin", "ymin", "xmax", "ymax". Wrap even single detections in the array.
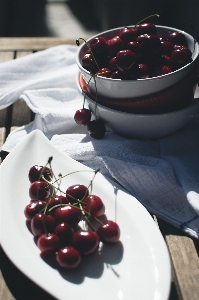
[
  {"xmin": 31, "ymin": 213, "xmax": 56, "ymax": 237},
  {"xmin": 83, "ymin": 195, "xmax": 105, "ymax": 217},
  {"xmin": 137, "ymin": 22, "xmax": 157, "ymax": 35},
  {"xmin": 66, "ymin": 184, "xmax": 89, "ymax": 204},
  {"xmin": 24, "ymin": 200, "xmax": 46, "ymax": 220},
  {"xmin": 168, "ymin": 32, "xmax": 187, "ymax": 46},
  {"xmin": 53, "ymin": 206, "xmax": 82, "ymax": 226},
  {"xmin": 37, "ymin": 233, "xmax": 60, "ymax": 255},
  {"xmin": 89, "ymin": 36, "xmax": 108, "ymax": 55},
  {"xmin": 56, "ymin": 246, "xmax": 81, "ymax": 269},
  {"xmin": 71, "ymin": 230, "xmax": 100, "ymax": 255},
  {"xmin": 87, "ymin": 119, "xmax": 106, "ymax": 140},
  {"xmin": 97, "ymin": 220, "xmax": 120, "ymax": 244},
  {"xmin": 119, "ymin": 26, "xmax": 138, "ymax": 44},
  {"xmin": 28, "ymin": 165, "xmax": 52, "ymax": 183},
  {"xmin": 116, "ymin": 50, "xmax": 137, "ymax": 72},
  {"xmin": 106, "ymin": 36, "xmax": 124, "ymax": 57},
  {"xmin": 96, "ymin": 67, "xmax": 112, "ymax": 78},
  {"xmin": 29, "ymin": 181, "xmax": 52, "ymax": 200},
  {"xmin": 55, "ymin": 222, "xmax": 74, "ymax": 243},
  {"xmin": 74, "ymin": 109, "xmax": 92, "ymax": 126}
]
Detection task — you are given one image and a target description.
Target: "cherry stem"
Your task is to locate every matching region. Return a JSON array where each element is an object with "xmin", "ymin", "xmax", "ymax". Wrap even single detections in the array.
[
  {"xmin": 135, "ymin": 14, "xmax": 160, "ymax": 26},
  {"xmin": 76, "ymin": 37, "xmax": 100, "ymax": 69}
]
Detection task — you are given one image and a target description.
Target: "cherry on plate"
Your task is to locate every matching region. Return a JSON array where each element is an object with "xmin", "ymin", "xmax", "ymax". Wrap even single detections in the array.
[
  {"xmin": 56, "ymin": 246, "xmax": 81, "ymax": 269},
  {"xmin": 97, "ymin": 220, "xmax": 120, "ymax": 244},
  {"xmin": 37, "ymin": 233, "xmax": 60, "ymax": 255},
  {"xmin": 71, "ymin": 230, "xmax": 100, "ymax": 255},
  {"xmin": 66, "ymin": 184, "xmax": 89, "ymax": 204},
  {"xmin": 83, "ymin": 195, "xmax": 105, "ymax": 217},
  {"xmin": 24, "ymin": 200, "xmax": 47, "ymax": 220},
  {"xmin": 28, "ymin": 165, "xmax": 52, "ymax": 183},
  {"xmin": 53, "ymin": 206, "xmax": 82, "ymax": 226},
  {"xmin": 31, "ymin": 213, "xmax": 56, "ymax": 237},
  {"xmin": 29, "ymin": 181, "xmax": 52, "ymax": 200}
]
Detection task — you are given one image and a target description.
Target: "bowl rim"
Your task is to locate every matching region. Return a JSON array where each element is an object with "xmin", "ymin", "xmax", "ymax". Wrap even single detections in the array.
[{"xmin": 76, "ymin": 25, "xmax": 199, "ymax": 83}]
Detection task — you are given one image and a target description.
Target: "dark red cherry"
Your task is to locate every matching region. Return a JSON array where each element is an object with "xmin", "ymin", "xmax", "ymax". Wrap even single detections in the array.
[
  {"xmin": 137, "ymin": 22, "xmax": 157, "ymax": 35},
  {"xmin": 53, "ymin": 206, "xmax": 82, "ymax": 226},
  {"xmin": 111, "ymin": 70, "xmax": 125, "ymax": 79},
  {"xmin": 55, "ymin": 222, "xmax": 74, "ymax": 243},
  {"xmin": 87, "ymin": 119, "xmax": 106, "ymax": 140},
  {"xmin": 29, "ymin": 181, "xmax": 52, "ymax": 200},
  {"xmin": 47, "ymin": 195, "xmax": 70, "ymax": 209},
  {"xmin": 109, "ymin": 56, "xmax": 118, "ymax": 71},
  {"xmin": 24, "ymin": 200, "xmax": 46, "ymax": 220},
  {"xmin": 82, "ymin": 53, "xmax": 97, "ymax": 73},
  {"xmin": 127, "ymin": 41, "xmax": 143, "ymax": 56},
  {"xmin": 116, "ymin": 50, "xmax": 137, "ymax": 72},
  {"xmin": 74, "ymin": 109, "xmax": 92, "ymax": 126},
  {"xmin": 96, "ymin": 67, "xmax": 112, "ymax": 78},
  {"xmin": 152, "ymin": 65, "xmax": 172, "ymax": 77},
  {"xmin": 136, "ymin": 34, "xmax": 161, "ymax": 55},
  {"xmin": 168, "ymin": 32, "xmax": 187, "ymax": 46},
  {"xmin": 89, "ymin": 36, "xmax": 108, "ymax": 55},
  {"xmin": 137, "ymin": 63, "xmax": 150, "ymax": 79},
  {"xmin": 71, "ymin": 230, "xmax": 100, "ymax": 255},
  {"xmin": 119, "ymin": 26, "xmax": 138, "ymax": 44},
  {"xmin": 30, "ymin": 213, "xmax": 56, "ymax": 236},
  {"xmin": 160, "ymin": 41, "xmax": 174, "ymax": 56},
  {"xmin": 66, "ymin": 184, "xmax": 89, "ymax": 204},
  {"xmin": 37, "ymin": 233, "xmax": 60, "ymax": 255},
  {"xmin": 83, "ymin": 195, "xmax": 105, "ymax": 217},
  {"xmin": 171, "ymin": 47, "xmax": 192, "ymax": 63},
  {"xmin": 106, "ymin": 36, "xmax": 124, "ymax": 57},
  {"xmin": 56, "ymin": 246, "xmax": 81, "ymax": 269},
  {"xmin": 97, "ymin": 220, "xmax": 120, "ymax": 244},
  {"xmin": 28, "ymin": 165, "xmax": 52, "ymax": 183}
]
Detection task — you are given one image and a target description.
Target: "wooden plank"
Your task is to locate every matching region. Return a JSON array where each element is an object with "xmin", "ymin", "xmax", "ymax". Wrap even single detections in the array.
[
  {"xmin": 0, "ymin": 52, "xmax": 14, "ymax": 63},
  {"xmin": 0, "ymin": 38, "xmax": 77, "ymax": 51},
  {"xmin": 158, "ymin": 219, "xmax": 199, "ymax": 300}
]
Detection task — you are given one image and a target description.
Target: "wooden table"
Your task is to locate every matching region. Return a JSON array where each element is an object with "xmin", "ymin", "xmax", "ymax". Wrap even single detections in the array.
[{"xmin": 0, "ymin": 38, "xmax": 199, "ymax": 300}]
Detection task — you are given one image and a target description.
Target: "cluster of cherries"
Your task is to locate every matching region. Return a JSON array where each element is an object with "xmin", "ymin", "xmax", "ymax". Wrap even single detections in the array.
[
  {"xmin": 74, "ymin": 19, "xmax": 193, "ymax": 140},
  {"xmin": 24, "ymin": 158, "xmax": 120, "ymax": 270}
]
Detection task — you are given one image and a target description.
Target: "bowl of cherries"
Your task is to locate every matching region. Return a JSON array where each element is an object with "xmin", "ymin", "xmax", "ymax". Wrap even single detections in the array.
[{"xmin": 76, "ymin": 23, "xmax": 198, "ymax": 102}]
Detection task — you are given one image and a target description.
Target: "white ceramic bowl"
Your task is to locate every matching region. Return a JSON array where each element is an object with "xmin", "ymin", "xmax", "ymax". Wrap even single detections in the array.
[
  {"xmin": 76, "ymin": 25, "xmax": 199, "ymax": 100},
  {"xmin": 82, "ymin": 94, "xmax": 199, "ymax": 139}
]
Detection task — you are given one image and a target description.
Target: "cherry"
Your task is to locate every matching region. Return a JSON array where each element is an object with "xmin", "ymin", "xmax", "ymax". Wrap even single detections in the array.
[
  {"xmin": 89, "ymin": 36, "xmax": 108, "ymax": 55},
  {"xmin": 74, "ymin": 108, "xmax": 92, "ymax": 126},
  {"xmin": 136, "ymin": 34, "xmax": 161, "ymax": 55},
  {"xmin": 56, "ymin": 246, "xmax": 81, "ymax": 269},
  {"xmin": 31, "ymin": 213, "xmax": 56, "ymax": 236},
  {"xmin": 24, "ymin": 200, "xmax": 47, "ymax": 220},
  {"xmin": 106, "ymin": 36, "xmax": 124, "ymax": 57},
  {"xmin": 37, "ymin": 233, "xmax": 60, "ymax": 255},
  {"xmin": 168, "ymin": 32, "xmax": 187, "ymax": 46},
  {"xmin": 71, "ymin": 230, "xmax": 100, "ymax": 255},
  {"xmin": 119, "ymin": 26, "xmax": 138, "ymax": 44},
  {"xmin": 116, "ymin": 50, "xmax": 137, "ymax": 72},
  {"xmin": 82, "ymin": 53, "xmax": 97, "ymax": 73},
  {"xmin": 111, "ymin": 70, "xmax": 125, "ymax": 79},
  {"xmin": 137, "ymin": 22, "xmax": 157, "ymax": 35},
  {"xmin": 97, "ymin": 220, "xmax": 120, "ymax": 244},
  {"xmin": 171, "ymin": 47, "xmax": 192, "ymax": 63},
  {"xmin": 28, "ymin": 165, "xmax": 52, "ymax": 183},
  {"xmin": 53, "ymin": 206, "xmax": 82, "ymax": 226},
  {"xmin": 127, "ymin": 41, "xmax": 143, "ymax": 57},
  {"xmin": 29, "ymin": 181, "xmax": 52, "ymax": 200},
  {"xmin": 66, "ymin": 184, "xmax": 89, "ymax": 204},
  {"xmin": 83, "ymin": 195, "xmax": 105, "ymax": 217},
  {"xmin": 87, "ymin": 119, "xmax": 106, "ymax": 140},
  {"xmin": 55, "ymin": 222, "xmax": 74, "ymax": 243},
  {"xmin": 96, "ymin": 67, "xmax": 112, "ymax": 78},
  {"xmin": 47, "ymin": 195, "xmax": 70, "ymax": 209},
  {"xmin": 152, "ymin": 65, "xmax": 172, "ymax": 77},
  {"xmin": 109, "ymin": 56, "xmax": 118, "ymax": 71},
  {"xmin": 137, "ymin": 63, "xmax": 150, "ymax": 79},
  {"xmin": 160, "ymin": 41, "xmax": 174, "ymax": 56}
]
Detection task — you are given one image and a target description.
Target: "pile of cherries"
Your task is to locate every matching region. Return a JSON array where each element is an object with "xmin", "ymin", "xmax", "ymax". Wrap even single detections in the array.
[
  {"xmin": 74, "ymin": 21, "xmax": 193, "ymax": 139},
  {"xmin": 24, "ymin": 158, "xmax": 120, "ymax": 270},
  {"xmin": 79, "ymin": 22, "xmax": 192, "ymax": 80}
]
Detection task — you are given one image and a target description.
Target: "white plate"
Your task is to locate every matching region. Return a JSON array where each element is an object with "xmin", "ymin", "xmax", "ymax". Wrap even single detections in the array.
[{"xmin": 0, "ymin": 130, "xmax": 171, "ymax": 300}]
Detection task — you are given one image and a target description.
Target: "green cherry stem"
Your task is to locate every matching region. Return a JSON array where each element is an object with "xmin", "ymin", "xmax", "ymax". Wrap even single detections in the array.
[
  {"xmin": 135, "ymin": 14, "xmax": 160, "ymax": 26},
  {"xmin": 76, "ymin": 37, "xmax": 100, "ymax": 69}
]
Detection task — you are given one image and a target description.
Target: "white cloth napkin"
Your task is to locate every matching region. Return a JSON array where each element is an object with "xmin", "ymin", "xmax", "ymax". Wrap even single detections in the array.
[{"xmin": 0, "ymin": 45, "xmax": 199, "ymax": 239}]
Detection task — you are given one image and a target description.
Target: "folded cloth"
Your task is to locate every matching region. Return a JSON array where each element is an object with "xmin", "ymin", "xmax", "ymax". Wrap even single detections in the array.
[{"xmin": 0, "ymin": 45, "xmax": 199, "ymax": 239}]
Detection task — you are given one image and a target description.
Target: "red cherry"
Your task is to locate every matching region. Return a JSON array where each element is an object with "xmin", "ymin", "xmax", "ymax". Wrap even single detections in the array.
[
  {"xmin": 171, "ymin": 47, "xmax": 192, "ymax": 63},
  {"xmin": 127, "ymin": 41, "xmax": 143, "ymax": 57},
  {"xmin": 89, "ymin": 36, "xmax": 108, "ymax": 55},
  {"xmin": 116, "ymin": 50, "xmax": 137, "ymax": 72},
  {"xmin": 83, "ymin": 195, "xmax": 105, "ymax": 217},
  {"xmin": 136, "ymin": 34, "xmax": 161, "ymax": 55},
  {"xmin": 74, "ymin": 109, "xmax": 92, "ymax": 126},
  {"xmin": 119, "ymin": 26, "xmax": 138, "ymax": 44},
  {"xmin": 55, "ymin": 222, "xmax": 74, "ymax": 243},
  {"xmin": 137, "ymin": 63, "xmax": 150, "ymax": 79},
  {"xmin": 71, "ymin": 230, "xmax": 100, "ymax": 255},
  {"xmin": 47, "ymin": 195, "xmax": 70, "ymax": 209},
  {"xmin": 87, "ymin": 119, "xmax": 106, "ymax": 140},
  {"xmin": 53, "ymin": 206, "xmax": 82, "ymax": 226},
  {"xmin": 56, "ymin": 246, "xmax": 81, "ymax": 269},
  {"xmin": 137, "ymin": 22, "xmax": 157, "ymax": 35},
  {"xmin": 152, "ymin": 65, "xmax": 172, "ymax": 77},
  {"xmin": 66, "ymin": 184, "xmax": 89, "ymax": 204},
  {"xmin": 168, "ymin": 32, "xmax": 187, "ymax": 46},
  {"xmin": 24, "ymin": 200, "xmax": 47, "ymax": 220},
  {"xmin": 28, "ymin": 165, "xmax": 52, "ymax": 183},
  {"xmin": 82, "ymin": 53, "xmax": 97, "ymax": 73},
  {"xmin": 111, "ymin": 70, "xmax": 125, "ymax": 79},
  {"xmin": 37, "ymin": 233, "xmax": 60, "ymax": 255},
  {"xmin": 96, "ymin": 67, "xmax": 112, "ymax": 78},
  {"xmin": 160, "ymin": 41, "xmax": 174, "ymax": 56},
  {"xmin": 109, "ymin": 56, "xmax": 118, "ymax": 71},
  {"xmin": 29, "ymin": 181, "xmax": 52, "ymax": 200},
  {"xmin": 30, "ymin": 213, "xmax": 56, "ymax": 236},
  {"xmin": 106, "ymin": 36, "xmax": 124, "ymax": 57},
  {"xmin": 97, "ymin": 220, "xmax": 120, "ymax": 244}
]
